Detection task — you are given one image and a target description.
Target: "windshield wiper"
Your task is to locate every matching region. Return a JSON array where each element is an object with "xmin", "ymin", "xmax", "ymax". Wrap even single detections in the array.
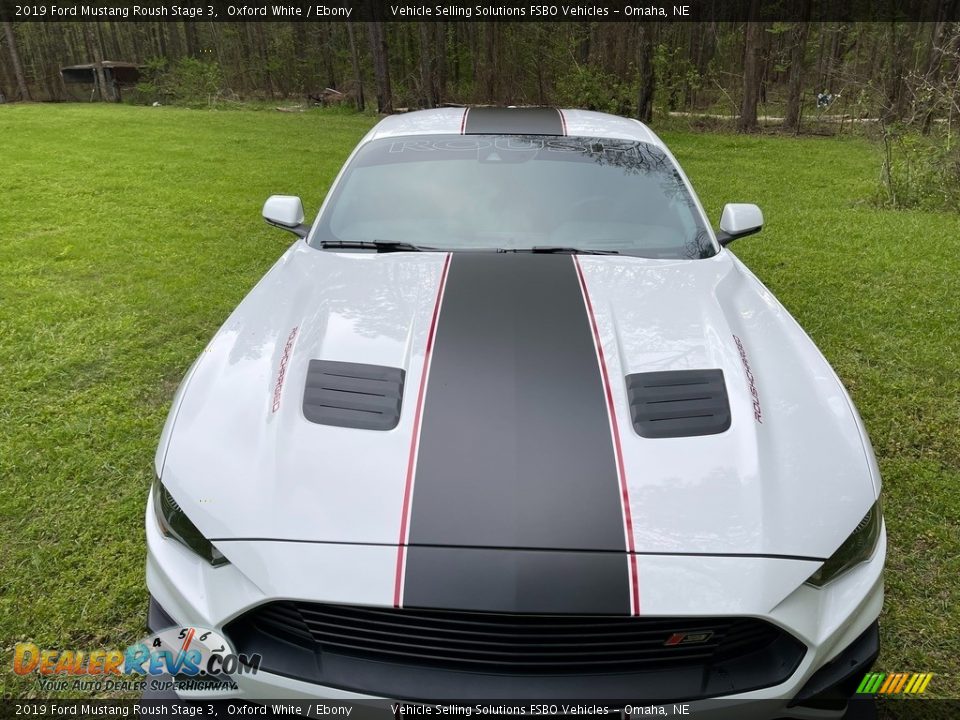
[
  {"xmin": 499, "ymin": 246, "xmax": 621, "ymax": 255},
  {"xmin": 320, "ymin": 240, "xmax": 432, "ymax": 253}
]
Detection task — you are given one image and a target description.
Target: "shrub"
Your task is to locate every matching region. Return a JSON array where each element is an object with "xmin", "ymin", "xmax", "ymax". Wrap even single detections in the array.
[
  {"xmin": 169, "ymin": 57, "xmax": 223, "ymax": 104},
  {"xmin": 554, "ymin": 64, "xmax": 636, "ymax": 117},
  {"xmin": 874, "ymin": 127, "xmax": 960, "ymax": 212},
  {"xmin": 133, "ymin": 57, "xmax": 224, "ymax": 106},
  {"xmin": 653, "ymin": 42, "xmax": 703, "ymax": 113},
  {"xmin": 133, "ymin": 57, "xmax": 170, "ymax": 102}
]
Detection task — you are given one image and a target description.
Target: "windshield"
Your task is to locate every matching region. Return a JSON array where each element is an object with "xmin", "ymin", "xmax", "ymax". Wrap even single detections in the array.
[{"xmin": 312, "ymin": 135, "xmax": 716, "ymax": 259}]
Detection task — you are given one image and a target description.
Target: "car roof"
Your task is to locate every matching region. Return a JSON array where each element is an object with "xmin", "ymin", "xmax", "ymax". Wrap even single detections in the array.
[{"xmin": 363, "ymin": 107, "xmax": 666, "ymax": 149}]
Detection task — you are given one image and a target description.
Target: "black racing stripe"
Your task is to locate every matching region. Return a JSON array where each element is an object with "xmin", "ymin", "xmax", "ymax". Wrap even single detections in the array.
[
  {"xmin": 403, "ymin": 253, "xmax": 629, "ymax": 614},
  {"xmin": 403, "ymin": 547, "xmax": 630, "ymax": 615},
  {"xmin": 463, "ymin": 107, "xmax": 565, "ymax": 136}
]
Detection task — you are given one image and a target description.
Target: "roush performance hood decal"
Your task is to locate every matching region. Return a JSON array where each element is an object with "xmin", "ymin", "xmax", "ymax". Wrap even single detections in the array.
[{"xmin": 396, "ymin": 253, "xmax": 638, "ymax": 615}]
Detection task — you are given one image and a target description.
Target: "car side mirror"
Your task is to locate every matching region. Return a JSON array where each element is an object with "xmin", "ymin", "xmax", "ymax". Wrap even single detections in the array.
[
  {"xmin": 717, "ymin": 203, "xmax": 763, "ymax": 246},
  {"xmin": 263, "ymin": 195, "xmax": 309, "ymax": 238}
]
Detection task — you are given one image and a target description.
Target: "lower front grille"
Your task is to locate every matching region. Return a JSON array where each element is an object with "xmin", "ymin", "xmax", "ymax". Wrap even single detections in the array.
[{"xmin": 225, "ymin": 602, "xmax": 806, "ymax": 700}]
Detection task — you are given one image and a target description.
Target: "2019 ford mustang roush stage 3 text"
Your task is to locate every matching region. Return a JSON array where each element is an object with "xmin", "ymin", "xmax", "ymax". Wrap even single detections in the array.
[{"xmin": 147, "ymin": 108, "xmax": 885, "ymax": 716}]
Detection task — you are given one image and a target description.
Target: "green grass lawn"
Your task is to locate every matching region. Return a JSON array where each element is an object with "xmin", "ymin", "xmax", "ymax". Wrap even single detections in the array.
[{"xmin": 1, "ymin": 105, "xmax": 958, "ymax": 699}]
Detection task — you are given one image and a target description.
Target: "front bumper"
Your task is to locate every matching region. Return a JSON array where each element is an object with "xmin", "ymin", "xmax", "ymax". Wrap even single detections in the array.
[{"xmin": 145, "ymin": 493, "xmax": 885, "ymax": 716}]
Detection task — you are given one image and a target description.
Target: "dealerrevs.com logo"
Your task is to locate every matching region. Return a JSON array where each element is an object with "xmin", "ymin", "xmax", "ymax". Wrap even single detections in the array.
[{"xmin": 13, "ymin": 626, "xmax": 261, "ymax": 693}]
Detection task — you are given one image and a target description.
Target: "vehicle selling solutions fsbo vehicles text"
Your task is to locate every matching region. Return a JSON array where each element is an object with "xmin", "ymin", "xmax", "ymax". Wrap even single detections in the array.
[{"xmin": 384, "ymin": 4, "xmax": 689, "ymax": 18}]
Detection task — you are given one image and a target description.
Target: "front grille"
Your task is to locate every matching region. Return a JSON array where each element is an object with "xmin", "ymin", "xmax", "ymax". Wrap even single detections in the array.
[
  {"xmin": 236, "ymin": 602, "xmax": 772, "ymax": 673},
  {"xmin": 225, "ymin": 602, "xmax": 806, "ymax": 699}
]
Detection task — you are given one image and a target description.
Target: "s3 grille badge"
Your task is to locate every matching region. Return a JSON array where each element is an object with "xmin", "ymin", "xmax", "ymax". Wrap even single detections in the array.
[{"xmin": 664, "ymin": 631, "xmax": 714, "ymax": 646}]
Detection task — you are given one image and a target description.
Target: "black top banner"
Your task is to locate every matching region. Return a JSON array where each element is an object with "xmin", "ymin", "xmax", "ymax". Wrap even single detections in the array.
[{"xmin": 3, "ymin": 0, "xmax": 960, "ymax": 22}]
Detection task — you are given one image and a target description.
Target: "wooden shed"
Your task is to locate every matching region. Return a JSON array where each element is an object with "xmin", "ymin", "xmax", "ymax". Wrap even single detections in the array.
[{"xmin": 60, "ymin": 61, "xmax": 142, "ymax": 100}]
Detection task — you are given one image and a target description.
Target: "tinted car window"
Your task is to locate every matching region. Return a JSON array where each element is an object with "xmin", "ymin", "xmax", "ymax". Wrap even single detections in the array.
[{"xmin": 314, "ymin": 135, "xmax": 715, "ymax": 259}]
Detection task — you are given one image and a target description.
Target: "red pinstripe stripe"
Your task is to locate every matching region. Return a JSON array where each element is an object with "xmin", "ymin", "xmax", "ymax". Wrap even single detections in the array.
[
  {"xmin": 459, "ymin": 108, "xmax": 469, "ymax": 134},
  {"xmin": 393, "ymin": 253, "xmax": 452, "ymax": 607},
  {"xmin": 572, "ymin": 256, "xmax": 641, "ymax": 615}
]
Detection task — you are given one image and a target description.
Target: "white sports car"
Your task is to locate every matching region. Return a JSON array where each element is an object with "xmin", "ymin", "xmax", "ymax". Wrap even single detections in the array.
[{"xmin": 148, "ymin": 108, "xmax": 884, "ymax": 715}]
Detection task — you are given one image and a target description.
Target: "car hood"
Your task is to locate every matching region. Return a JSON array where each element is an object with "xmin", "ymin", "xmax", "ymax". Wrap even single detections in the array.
[{"xmin": 159, "ymin": 244, "xmax": 879, "ymax": 566}]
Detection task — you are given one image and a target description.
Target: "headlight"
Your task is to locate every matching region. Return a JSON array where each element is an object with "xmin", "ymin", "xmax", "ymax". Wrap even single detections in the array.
[
  {"xmin": 806, "ymin": 500, "xmax": 882, "ymax": 587},
  {"xmin": 152, "ymin": 478, "xmax": 229, "ymax": 567}
]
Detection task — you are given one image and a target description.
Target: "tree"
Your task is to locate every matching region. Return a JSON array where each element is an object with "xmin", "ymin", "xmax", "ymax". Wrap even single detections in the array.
[
  {"xmin": 2, "ymin": 19, "xmax": 30, "ymax": 101},
  {"xmin": 83, "ymin": 22, "xmax": 112, "ymax": 101},
  {"xmin": 366, "ymin": 21, "xmax": 392, "ymax": 113},
  {"xmin": 882, "ymin": 22, "xmax": 909, "ymax": 121},
  {"xmin": 482, "ymin": 22, "xmax": 498, "ymax": 101},
  {"xmin": 183, "ymin": 21, "xmax": 199, "ymax": 57},
  {"xmin": 636, "ymin": 24, "xmax": 655, "ymax": 123},
  {"xmin": 784, "ymin": 1, "xmax": 812, "ymax": 132},
  {"xmin": 346, "ymin": 22, "xmax": 364, "ymax": 111},
  {"xmin": 2, "ymin": 18, "xmax": 959, "ymax": 131},
  {"xmin": 418, "ymin": 22, "xmax": 437, "ymax": 108},
  {"xmin": 739, "ymin": 14, "xmax": 765, "ymax": 132},
  {"xmin": 435, "ymin": 22, "xmax": 447, "ymax": 102},
  {"xmin": 918, "ymin": 12, "xmax": 956, "ymax": 134}
]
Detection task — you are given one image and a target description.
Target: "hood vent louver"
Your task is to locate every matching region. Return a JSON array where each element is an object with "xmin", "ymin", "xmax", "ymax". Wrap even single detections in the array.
[
  {"xmin": 626, "ymin": 369, "xmax": 731, "ymax": 438},
  {"xmin": 303, "ymin": 360, "xmax": 405, "ymax": 431}
]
